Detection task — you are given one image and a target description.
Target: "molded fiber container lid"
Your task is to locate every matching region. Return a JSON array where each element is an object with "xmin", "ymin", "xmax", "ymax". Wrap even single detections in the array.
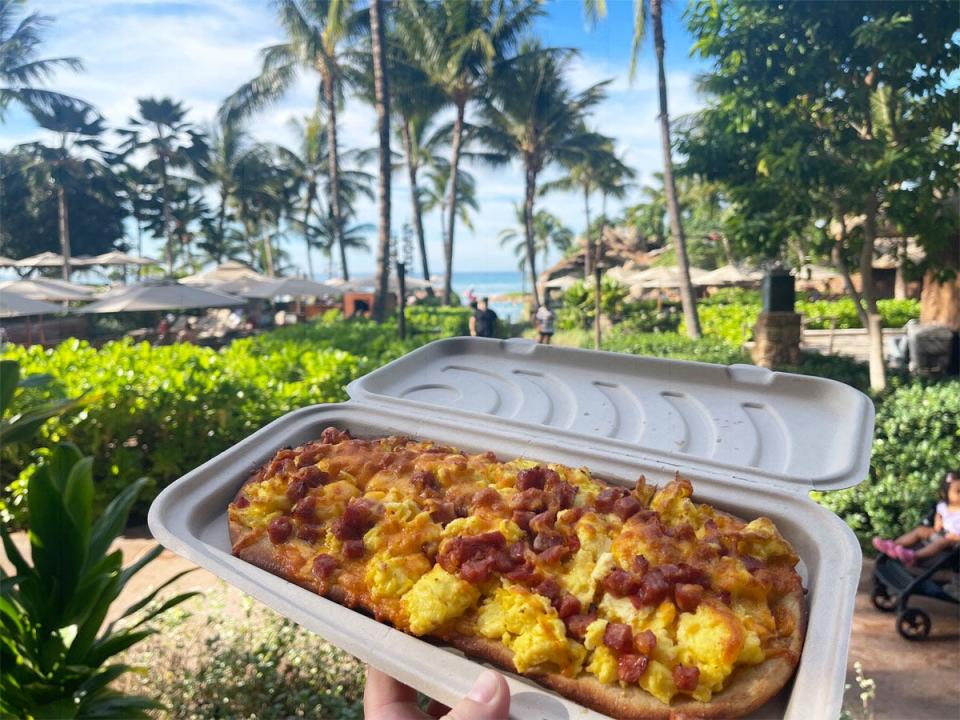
[{"xmin": 348, "ymin": 337, "xmax": 875, "ymax": 493}]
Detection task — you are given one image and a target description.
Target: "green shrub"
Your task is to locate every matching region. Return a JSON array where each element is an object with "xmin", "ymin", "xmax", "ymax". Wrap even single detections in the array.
[
  {"xmin": 775, "ymin": 353, "xmax": 872, "ymax": 393},
  {"xmin": 701, "ymin": 287, "xmax": 761, "ymax": 306},
  {"xmin": 815, "ymin": 380, "xmax": 960, "ymax": 543},
  {"xmin": 682, "ymin": 303, "xmax": 761, "ymax": 346},
  {"xmin": 596, "ymin": 329, "xmax": 751, "ymax": 365},
  {"xmin": 116, "ymin": 590, "xmax": 364, "ymax": 720},
  {"xmin": 1, "ymin": 313, "xmax": 467, "ymax": 524},
  {"xmin": 796, "ymin": 298, "xmax": 920, "ymax": 330}
]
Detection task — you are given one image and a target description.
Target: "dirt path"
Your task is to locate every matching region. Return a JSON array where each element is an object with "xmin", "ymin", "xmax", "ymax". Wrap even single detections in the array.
[{"xmin": 3, "ymin": 531, "xmax": 958, "ymax": 718}]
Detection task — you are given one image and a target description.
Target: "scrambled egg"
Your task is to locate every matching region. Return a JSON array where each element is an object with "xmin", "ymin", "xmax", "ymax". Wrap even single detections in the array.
[
  {"xmin": 366, "ymin": 551, "xmax": 431, "ymax": 600},
  {"xmin": 402, "ymin": 566, "xmax": 480, "ymax": 635},
  {"xmin": 477, "ymin": 585, "xmax": 586, "ymax": 676},
  {"xmin": 561, "ymin": 515, "xmax": 613, "ymax": 606}
]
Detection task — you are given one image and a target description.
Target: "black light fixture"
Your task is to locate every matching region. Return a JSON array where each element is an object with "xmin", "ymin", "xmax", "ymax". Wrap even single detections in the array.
[{"xmin": 762, "ymin": 266, "xmax": 795, "ymax": 313}]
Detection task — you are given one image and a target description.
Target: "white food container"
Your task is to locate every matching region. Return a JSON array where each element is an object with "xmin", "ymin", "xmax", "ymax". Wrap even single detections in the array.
[{"xmin": 148, "ymin": 337, "xmax": 874, "ymax": 719}]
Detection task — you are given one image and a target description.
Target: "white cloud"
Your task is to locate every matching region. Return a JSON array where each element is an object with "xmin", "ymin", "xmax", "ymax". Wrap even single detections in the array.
[{"xmin": 3, "ymin": 0, "xmax": 706, "ymax": 274}]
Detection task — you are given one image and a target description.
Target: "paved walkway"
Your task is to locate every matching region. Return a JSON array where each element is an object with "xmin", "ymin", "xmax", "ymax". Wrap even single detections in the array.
[{"xmin": 3, "ymin": 531, "xmax": 959, "ymax": 718}]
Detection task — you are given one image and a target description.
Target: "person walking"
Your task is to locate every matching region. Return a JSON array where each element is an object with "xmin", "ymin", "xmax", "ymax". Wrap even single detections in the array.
[
  {"xmin": 535, "ymin": 300, "xmax": 556, "ymax": 344},
  {"xmin": 471, "ymin": 297, "xmax": 499, "ymax": 338}
]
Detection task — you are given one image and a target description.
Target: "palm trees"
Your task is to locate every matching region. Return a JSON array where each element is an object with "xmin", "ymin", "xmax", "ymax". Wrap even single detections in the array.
[
  {"xmin": 368, "ymin": 0, "xmax": 391, "ymax": 321},
  {"xmin": 499, "ymin": 207, "xmax": 573, "ymax": 274},
  {"xmin": 117, "ymin": 98, "xmax": 208, "ymax": 275},
  {"xmin": 475, "ymin": 43, "xmax": 608, "ymax": 308},
  {"xmin": 397, "ymin": 0, "xmax": 541, "ymax": 304},
  {"xmin": 585, "ymin": 0, "xmax": 701, "ymax": 338},
  {"xmin": 18, "ymin": 104, "xmax": 109, "ymax": 280},
  {"xmin": 0, "ymin": 0, "xmax": 89, "ymax": 119},
  {"xmin": 221, "ymin": 0, "xmax": 365, "ymax": 280}
]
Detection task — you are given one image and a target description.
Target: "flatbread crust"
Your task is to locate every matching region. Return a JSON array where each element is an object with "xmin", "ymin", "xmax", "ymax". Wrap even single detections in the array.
[{"xmin": 228, "ymin": 486, "xmax": 805, "ymax": 720}]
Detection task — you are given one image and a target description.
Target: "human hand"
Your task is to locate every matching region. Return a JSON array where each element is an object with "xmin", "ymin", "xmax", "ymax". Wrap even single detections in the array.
[{"xmin": 363, "ymin": 665, "xmax": 510, "ymax": 720}]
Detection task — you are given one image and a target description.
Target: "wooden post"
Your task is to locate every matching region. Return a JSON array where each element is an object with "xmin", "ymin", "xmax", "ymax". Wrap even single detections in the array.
[
  {"xmin": 868, "ymin": 313, "xmax": 886, "ymax": 392},
  {"xmin": 594, "ymin": 263, "xmax": 602, "ymax": 351},
  {"xmin": 397, "ymin": 261, "xmax": 406, "ymax": 340}
]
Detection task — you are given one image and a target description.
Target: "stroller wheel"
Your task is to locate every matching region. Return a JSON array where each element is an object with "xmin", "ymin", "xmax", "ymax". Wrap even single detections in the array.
[
  {"xmin": 897, "ymin": 607, "xmax": 931, "ymax": 640},
  {"xmin": 871, "ymin": 582, "xmax": 898, "ymax": 612}
]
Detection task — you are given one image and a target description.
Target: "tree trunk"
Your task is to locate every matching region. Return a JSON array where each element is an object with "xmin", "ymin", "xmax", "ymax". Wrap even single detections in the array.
[
  {"xmin": 302, "ymin": 180, "xmax": 317, "ymax": 279},
  {"xmin": 369, "ymin": 0, "xmax": 392, "ymax": 323},
  {"xmin": 524, "ymin": 162, "xmax": 541, "ymax": 309},
  {"xmin": 217, "ymin": 182, "xmax": 228, "ymax": 264},
  {"xmin": 583, "ymin": 185, "xmax": 592, "ymax": 278},
  {"xmin": 651, "ymin": 0, "xmax": 700, "ymax": 339},
  {"xmin": 861, "ymin": 194, "xmax": 886, "ymax": 391},
  {"xmin": 443, "ymin": 102, "xmax": 465, "ymax": 305},
  {"xmin": 262, "ymin": 230, "xmax": 275, "ymax": 278},
  {"xmin": 57, "ymin": 184, "xmax": 72, "ymax": 281},
  {"xmin": 159, "ymin": 154, "xmax": 174, "ymax": 275},
  {"xmin": 401, "ymin": 120, "xmax": 430, "ymax": 282},
  {"xmin": 323, "ymin": 72, "xmax": 348, "ymax": 280}
]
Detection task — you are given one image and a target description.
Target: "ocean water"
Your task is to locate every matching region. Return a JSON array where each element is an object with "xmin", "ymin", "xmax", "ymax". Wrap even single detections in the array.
[{"xmin": 452, "ymin": 271, "xmax": 526, "ymax": 322}]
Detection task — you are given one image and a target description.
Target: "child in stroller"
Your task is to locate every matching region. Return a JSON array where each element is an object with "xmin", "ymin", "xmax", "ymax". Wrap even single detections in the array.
[{"xmin": 873, "ymin": 470, "xmax": 960, "ymax": 565}]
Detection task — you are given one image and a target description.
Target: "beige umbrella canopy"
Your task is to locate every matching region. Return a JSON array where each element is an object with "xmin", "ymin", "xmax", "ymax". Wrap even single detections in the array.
[
  {"xmin": 0, "ymin": 278, "xmax": 96, "ymax": 302},
  {"xmin": 85, "ymin": 250, "xmax": 162, "ymax": 267},
  {"xmin": 13, "ymin": 251, "xmax": 68, "ymax": 268},
  {"xmin": 180, "ymin": 260, "xmax": 268, "ymax": 286},
  {"xmin": 216, "ymin": 277, "xmax": 343, "ymax": 299},
  {"xmin": 628, "ymin": 265, "xmax": 710, "ymax": 288},
  {"xmin": 77, "ymin": 281, "xmax": 244, "ymax": 313},
  {"xmin": 0, "ymin": 256, "xmax": 18, "ymax": 267},
  {"xmin": 698, "ymin": 265, "xmax": 763, "ymax": 286},
  {"xmin": 0, "ymin": 290, "xmax": 65, "ymax": 318},
  {"xmin": 337, "ymin": 274, "xmax": 434, "ymax": 293}
]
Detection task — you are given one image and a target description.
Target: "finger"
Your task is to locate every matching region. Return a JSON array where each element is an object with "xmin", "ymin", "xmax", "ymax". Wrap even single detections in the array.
[
  {"xmin": 442, "ymin": 670, "xmax": 511, "ymax": 720},
  {"xmin": 425, "ymin": 699, "xmax": 451, "ymax": 718},
  {"xmin": 364, "ymin": 666, "xmax": 425, "ymax": 720}
]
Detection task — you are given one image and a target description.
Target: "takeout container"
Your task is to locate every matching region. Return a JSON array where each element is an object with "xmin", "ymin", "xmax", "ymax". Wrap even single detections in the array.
[{"xmin": 149, "ymin": 337, "xmax": 874, "ymax": 719}]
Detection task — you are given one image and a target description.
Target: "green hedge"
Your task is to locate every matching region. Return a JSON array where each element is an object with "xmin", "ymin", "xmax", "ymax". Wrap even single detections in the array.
[
  {"xmin": 815, "ymin": 380, "xmax": 960, "ymax": 544},
  {"xmin": 0, "ymin": 310, "xmax": 471, "ymax": 523}
]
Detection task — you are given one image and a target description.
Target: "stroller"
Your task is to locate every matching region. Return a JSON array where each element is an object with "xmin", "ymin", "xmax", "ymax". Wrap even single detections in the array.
[{"xmin": 871, "ymin": 520, "xmax": 960, "ymax": 640}]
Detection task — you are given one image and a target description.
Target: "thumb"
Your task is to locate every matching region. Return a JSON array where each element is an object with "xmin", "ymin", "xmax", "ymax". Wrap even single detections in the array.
[{"xmin": 443, "ymin": 670, "xmax": 511, "ymax": 720}]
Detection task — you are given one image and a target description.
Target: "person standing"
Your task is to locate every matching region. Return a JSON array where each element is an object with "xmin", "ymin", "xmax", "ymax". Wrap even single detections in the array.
[
  {"xmin": 535, "ymin": 301, "xmax": 556, "ymax": 345},
  {"xmin": 471, "ymin": 297, "xmax": 499, "ymax": 338}
]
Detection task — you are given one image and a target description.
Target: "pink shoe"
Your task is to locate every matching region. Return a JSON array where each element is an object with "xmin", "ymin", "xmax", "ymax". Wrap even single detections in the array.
[
  {"xmin": 894, "ymin": 545, "xmax": 917, "ymax": 565},
  {"xmin": 872, "ymin": 538, "xmax": 899, "ymax": 557}
]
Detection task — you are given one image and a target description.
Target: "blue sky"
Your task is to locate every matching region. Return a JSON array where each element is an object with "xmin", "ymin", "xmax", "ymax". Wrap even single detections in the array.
[{"xmin": 2, "ymin": 0, "xmax": 710, "ymax": 276}]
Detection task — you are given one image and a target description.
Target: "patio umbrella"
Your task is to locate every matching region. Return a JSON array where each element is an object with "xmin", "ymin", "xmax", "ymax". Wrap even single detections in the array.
[
  {"xmin": 542, "ymin": 275, "xmax": 581, "ymax": 292},
  {"xmin": 0, "ymin": 255, "xmax": 18, "ymax": 267},
  {"xmin": 180, "ymin": 260, "xmax": 268, "ymax": 285},
  {"xmin": 635, "ymin": 265, "xmax": 710, "ymax": 288},
  {"xmin": 77, "ymin": 281, "xmax": 244, "ymax": 313},
  {"xmin": 698, "ymin": 265, "xmax": 763, "ymax": 286},
  {"xmin": 14, "ymin": 251, "xmax": 68, "ymax": 268},
  {"xmin": 0, "ymin": 278, "xmax": 96, "ymax": 301},
  {"xmin": 337, "ymin": 274, "xmax": 434, "ymax": 293},
  {"xmin": 88, "ymin": 250, "xmax": 162, "ymax": 266},
  {"xmin": 0, "ymin": 289, "xmax": 65, "ymax": 317},
  {"xmin": 216, "ymin": 276, "xmax": 343, "ymax": 299}
]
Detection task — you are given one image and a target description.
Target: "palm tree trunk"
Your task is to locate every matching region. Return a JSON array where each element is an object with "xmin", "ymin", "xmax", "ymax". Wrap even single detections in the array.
[
  {"xmin": 583, "ymin": 185, "xmax": 592, "ymax": 278},
  {"xmin": 651, "ymin": 0, "xmax": 700, "ymax": 339},
  {"xmin": 303, "ymin": 180, "xmax": 317, "ymax": 279},
  {"xmin": 217, "ymin": 182, "xmax": 228, "ymax": 264},
  {"xmin": 323, "ymin": 72, "xmax": 348, "ymax": 280},
  {"xmin": 524, "ymin": 162, "xmax": 541, "ymax": 309},
  {"xmin": 861, "ymin": 194, "xmax": 886, "ymax": 390},
  {"xmin": 263, "ymin": 231, "xmax": 275, "ymax": 277},
  {"xmin": 57, "ymin": 184, "xmax": 71, "ymax": 281},
  {"xmin": 443, "ymin": 102, "xmax": 465, "ymax": 305},
  {"xmin": 402, "ymin": 120, "xmax": 430, "ymax": 282},
  {"xmin": 159, "ymin": 155, "xmax": 174, "ymax": 275},
  {"xmin": 369, "ymin": 0, "xmax": 391, "ymax": 323}
]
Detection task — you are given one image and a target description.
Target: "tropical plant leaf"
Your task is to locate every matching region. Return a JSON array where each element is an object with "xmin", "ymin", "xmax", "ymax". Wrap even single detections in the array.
[
  {"xmin": 64, "ymin": 456, "xmax": 95, "ymax": 544},
  {"xmin": 128, "ymin": 591, "xmax": 201, "ymax": 630},
  {"xmin": 0, "ymin": 360, "xmax": 19, "ymax": 415},
  {"xmin": 27, "ymin": 470, "xmax": 84, "ymax": 614},
  {"xmin": 105, "ymin": 567, "xmax": 197, "ymax": 633},
  {"xmin": 87, "ymin": 478, "xmax": 147, "ymax": 568}
]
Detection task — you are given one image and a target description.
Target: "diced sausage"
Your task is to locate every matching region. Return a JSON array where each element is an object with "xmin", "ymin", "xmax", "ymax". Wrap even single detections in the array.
[
  {"xmin": 532, "ymin": 530, "xmax": 563, "ymax": 553},
  {"xmin": 429, "ymin": 501, "xmax": 456, "ymax": 526},
  {"xmin": 674, "ymin": 583, "xmax": 704, "ymax": 613},
  {"xmin": 437, "ymin": 532, "xmax": 507, "ymax": 577},
  {"xmin": 535, "ymin": 577, "xmax": 562, "ymax": 603},
  {"xmin": 234, "ymin": 495, "xmax": 250, "ymax": 509},
  {"xmin": 555, "ymin": 593, "xmax": 581, "ymax": 619},
  {"xmin": 312, "ymin": 553, "xmax": 337, "ymax": 580},
  {"xmin": 741, "ymin": 555, "xmax": 764, "ymax": 573},
  {"xmin": 470, "ymin": 486, "xmax": 503, "ymax": 510},
  {"xmin": 631, "ymin": 555, "xmax": 649, "ymax": 576},
  {"xmin": 297, "ymin": 465, "xmax": 330, "ymax": 488},
  {"xmin": 673, "ymin": 664, "xmax": 700, "ymax": 692},
  {"xmin": 530, "ymin": 510, "xmax": 557, "ymax": 534},
  {"xmin": 613, "ymin": 496, "xmax": 642, "ymax": 521},
  {"xmin": 538, "ymin": 535, "xmax": 580, "ymax": 564},
  {"xmin": 503, "ymin": 559, "xmax": 537, "ymax": 583},
  {"xmin": 544, "ymin": 478, "xmax": 577, "ymax": 511},
  {"xmin": 412, "ymin": 469, "xmax": 441, "ymax": 494},
  {"xmin": 267, "ymin": 516, "xmax": 292, "ymax": 544},
  {"xmin": 617, "ymin": 654, "xmax": 649, "ymax": 683},
  {"xmin": 320, "ymin": 427, "xmax": 351, "ymax": 444},
  {"xmin": 595, "ymin": 487, "xmax": 628, "ymax": 513},
  {"xmin": 603, "ymin": 568, "xmax": 639, "ymax": 597},
  {"xmin": 460, "ymin": 557, "xmax": 497, "ymax": 583},
  {"xmin": 511, "ymin": 488, "xmax": 546, "ymax": 513},
  {"xmin": 634, "ymin": 629, "xmax": 657, "ymax": 656},
  {"xmin": 516, "ymin": 466, "xmax": 547, "ymax": 491},
  {"xmin": 291, "ymin": 496, "xmax": 317, "ymax": 521},
  {"xmin": 286, "ymin": 479, "xmax": 308, "ymax": 502},
  {"xmin": 331, "ymin": 498, "xmax": 383, "ymax": 540},
  {"xmin": 564, "ymin": 612, "xmax": 597, "ymax": 640},
  {"xmin": 512, "ymin": 510, "xmax": 535, "ymax": 532},
  {"xmin": 343, "ymin": 539, "xmax": 365, "ymax": 559},
  {"xmin": 635, "ymin": 568, "xmax": 672, "ymax": 607},
  {"xmin": 603, "ymin": 623, "xmax": 634, "ymax": 653}
]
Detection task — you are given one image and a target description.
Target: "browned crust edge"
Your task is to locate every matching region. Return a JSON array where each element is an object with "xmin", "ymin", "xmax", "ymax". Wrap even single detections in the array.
[{"xmin": 228, "ymin": 490, "xmax": 806, "ymax": 720}]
